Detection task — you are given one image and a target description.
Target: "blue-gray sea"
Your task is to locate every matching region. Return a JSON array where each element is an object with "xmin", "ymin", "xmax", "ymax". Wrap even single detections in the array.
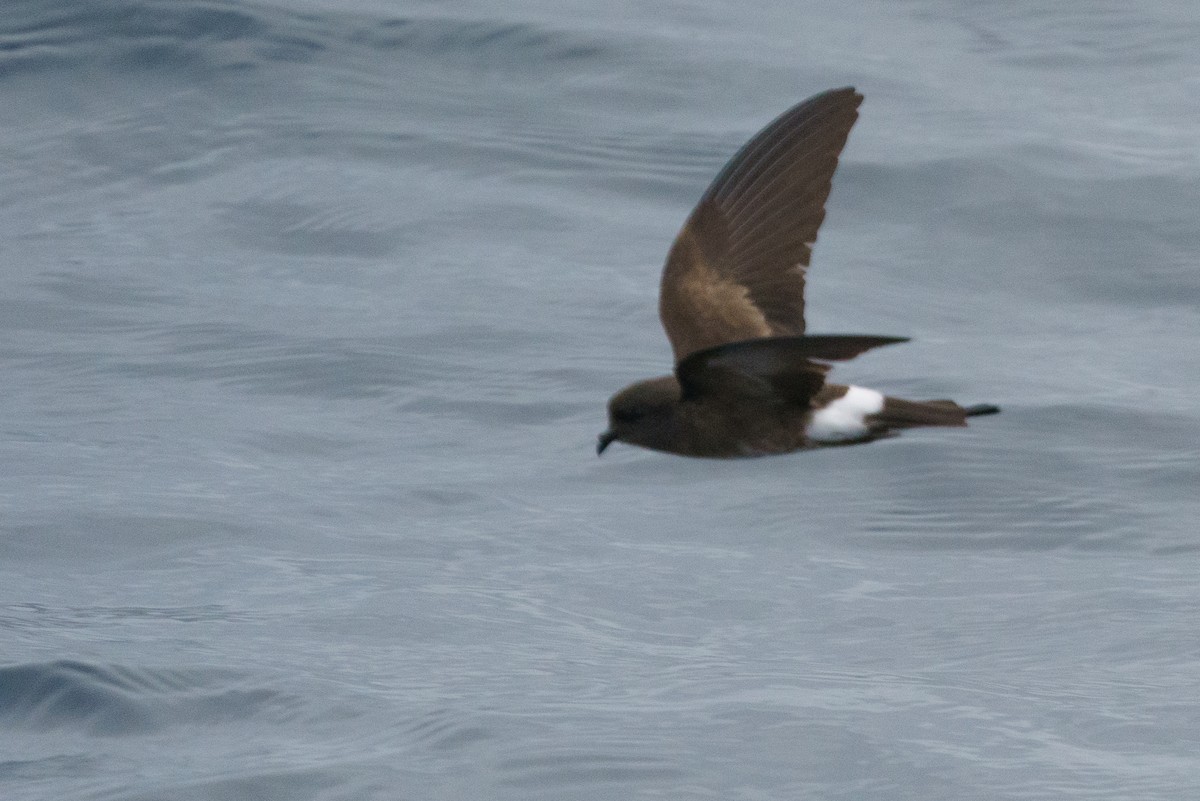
[{"xmin": 2, "ymin": 1, "xmax": 1199, "ymax": 799}]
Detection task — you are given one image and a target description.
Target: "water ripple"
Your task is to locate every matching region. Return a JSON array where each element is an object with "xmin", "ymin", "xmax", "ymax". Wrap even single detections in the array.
[
  {"xmin": 0, "ymin": 0, "xmax": 612, "ymax": 78},
  {"xmin": 0, "ymin": 660, "xmax": 287, "ymax": 735}
]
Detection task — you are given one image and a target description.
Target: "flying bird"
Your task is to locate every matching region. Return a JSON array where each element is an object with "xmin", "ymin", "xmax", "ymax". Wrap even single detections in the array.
[{"xmin": 598, "ymin": 87, "xmax": 998, "ymax": 458}]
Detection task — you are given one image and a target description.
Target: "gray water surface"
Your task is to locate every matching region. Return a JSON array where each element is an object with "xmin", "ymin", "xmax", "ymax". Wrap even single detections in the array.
[{"xmin": 2, "ymin": 0, "xmax": 1199, "ymax": 799}]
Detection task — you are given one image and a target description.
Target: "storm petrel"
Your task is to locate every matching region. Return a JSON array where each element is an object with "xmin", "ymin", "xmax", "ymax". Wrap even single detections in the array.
[{"xmin": 598, "ymin": 87, "xmax": 998, "ymax": 458}]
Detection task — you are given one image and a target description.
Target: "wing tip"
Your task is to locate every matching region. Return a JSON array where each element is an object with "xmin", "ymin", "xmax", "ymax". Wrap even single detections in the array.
[{"xmin": 818, "ymin": 85, "xmax": 863, "ymax": 107}]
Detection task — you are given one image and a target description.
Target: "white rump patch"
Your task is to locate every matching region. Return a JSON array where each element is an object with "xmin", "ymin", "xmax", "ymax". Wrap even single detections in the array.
[{"xmin": 808, "ymin": 386, "xmax": 885, "ymax": 443}]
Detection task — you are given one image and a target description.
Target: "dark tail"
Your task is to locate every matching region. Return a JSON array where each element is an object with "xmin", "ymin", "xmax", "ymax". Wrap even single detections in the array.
[
  {"xmin": 870, "ymin": 398, "xmax": 999, "ymax": 431},
  {"xmin": 964, "ymin": 404, "xmax": 1000, "ymax": 417}
]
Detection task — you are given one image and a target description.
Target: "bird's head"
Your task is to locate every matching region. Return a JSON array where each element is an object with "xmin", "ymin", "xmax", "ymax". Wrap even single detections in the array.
[{"xmin": 597, "ymin": 375, "xmax": 682, "ymax": 455}]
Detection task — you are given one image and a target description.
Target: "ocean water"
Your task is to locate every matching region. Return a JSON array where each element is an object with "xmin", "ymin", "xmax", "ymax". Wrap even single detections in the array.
[{"xmin": 2, "ymin": 0, "xmax": 1198, "ymax": 798}]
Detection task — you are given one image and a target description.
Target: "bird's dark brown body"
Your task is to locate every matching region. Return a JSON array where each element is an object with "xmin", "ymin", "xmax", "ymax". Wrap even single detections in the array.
[
  {"xmin": 602, "ymin": 375, "xmax": 838, "ymax": 458},
  {"xmin": 598, "ymin": 88, "xmax": 998, "ymax": 458}
]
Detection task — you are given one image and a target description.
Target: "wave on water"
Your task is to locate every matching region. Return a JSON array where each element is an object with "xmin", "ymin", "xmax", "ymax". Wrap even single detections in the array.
[
  {"xmin": 0, "ymin": 660, "xmax": 287, "ymax": 735},
  {"xmin": 0, "ymin": 0, "xmax": 611, "ymax": 80}
]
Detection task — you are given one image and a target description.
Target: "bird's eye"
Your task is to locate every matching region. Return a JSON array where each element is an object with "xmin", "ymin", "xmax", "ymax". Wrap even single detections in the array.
[{"xmin": 613, "ymin": 407, "xmax": 644, "ymax": 424}]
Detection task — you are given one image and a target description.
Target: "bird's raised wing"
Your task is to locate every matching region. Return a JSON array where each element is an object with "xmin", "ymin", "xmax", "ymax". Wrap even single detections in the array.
[
  {"xmin": 659, "ymin": 87, "xmax": 863, "ymax": 362},
  {"xmin": 675, "ymin": 335, "xmax": 907, "ymax": 406}
]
